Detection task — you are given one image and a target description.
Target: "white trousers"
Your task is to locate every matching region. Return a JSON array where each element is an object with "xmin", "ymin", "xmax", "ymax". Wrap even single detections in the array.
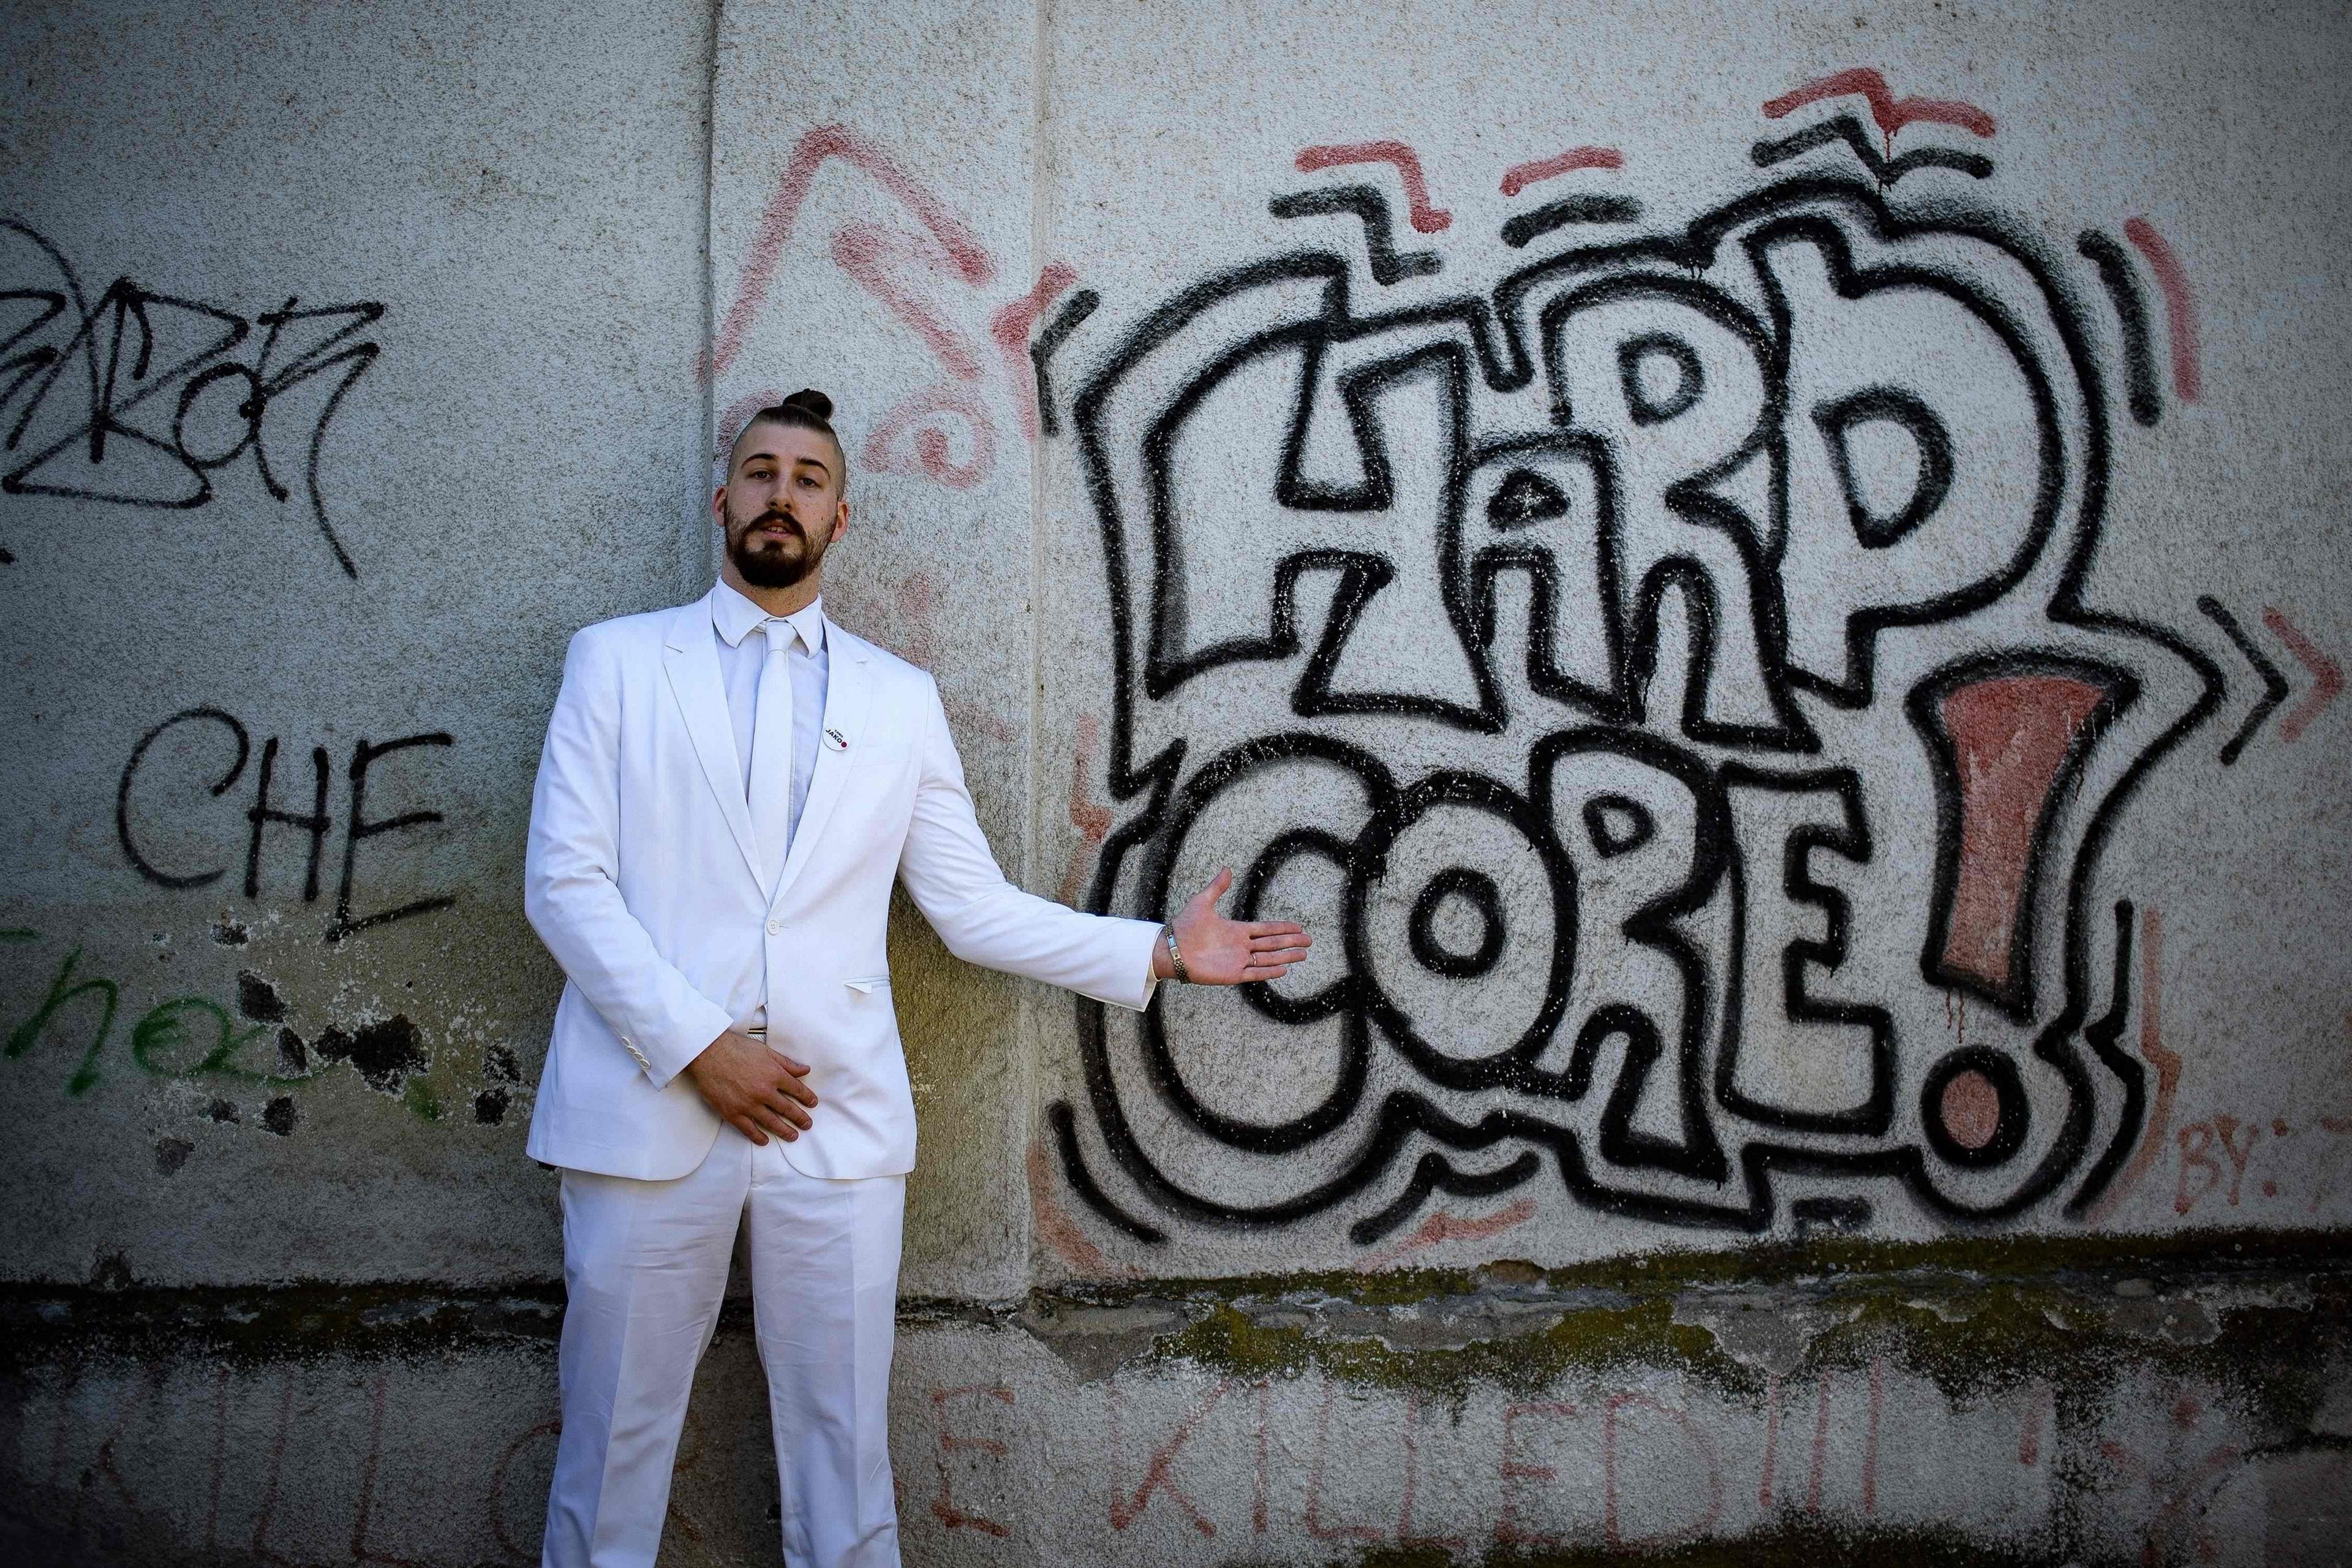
[{"xmin": 541, "ymin": 1127, "xmax": 905, "ymax": 1568}]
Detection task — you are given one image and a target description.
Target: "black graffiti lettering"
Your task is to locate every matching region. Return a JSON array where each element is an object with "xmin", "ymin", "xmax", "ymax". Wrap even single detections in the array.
[
  {"xmin": 1717, "ymin": 767, "xmax": 1893, "ymax": 1134},
  {"xmin": 1500, "ymin": 195, "xmax": 1644, "ymax": 250},
  {"xmin": 1749, "ymin": 111, "xmax": 1994, "ymax": 184},
  {"xmin": 116, "ymin": 709, "xmax": 457, "ymax": 943},
  {"xmin": 1812, "ymin": 385, "xmax": 1953, "ymax": 549},
  {"xmin": 244, "ymin": 738, "xmax": 334, "ymax": 902},
  {"xmin": 1581, "ymin": 794, "xmax": 1654, "ymax": 858},
  {"xmin": 1616, "ymin": 333, "xmax": 1705, "ymax": 426},
  {"xmin": 2076, "ymin": 231, "xmax": 2162, "ymax": 428},
  {"xmin": 116, "ymin": 706, "xmax": 249, "ymax": 889},
  {"xmin": 0, "ymin": 221, "xmax": 384, "ymax": 576},
  {"xmin": 1047, "ymin": 165, "xmax": 2224, "ymax": 1243},
  {"xmin": 1406, "ymin": 867, "xmax": 1506, "ymax": 978},
  {"xmin": 328, "ymin": 733, "xmax": 458, "ymax": 944},
  {"xmin": 1270, "ymin": 187, "xmax": 1441, "ymax": 285}
]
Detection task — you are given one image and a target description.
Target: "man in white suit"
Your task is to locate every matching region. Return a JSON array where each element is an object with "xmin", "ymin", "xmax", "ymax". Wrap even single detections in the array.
[{"xmin": 522, "ymin": 389, "xmax": 1308, "ymax": 1568}]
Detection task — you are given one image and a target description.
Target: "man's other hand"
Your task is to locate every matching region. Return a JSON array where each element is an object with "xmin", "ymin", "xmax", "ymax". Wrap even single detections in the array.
[
  {"xmin": 1156, "ymin": 867, "xmax": 1312, "ymax": 986},
  {"xmin": 684, "ymin": 1030, "xmax": 818, "ymax": 1145}
]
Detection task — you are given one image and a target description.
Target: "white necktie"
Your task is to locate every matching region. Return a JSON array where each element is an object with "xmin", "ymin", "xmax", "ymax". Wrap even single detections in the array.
[{"xmin": 747, "ymin": 620, "xmax": 795, "ymax": 895}]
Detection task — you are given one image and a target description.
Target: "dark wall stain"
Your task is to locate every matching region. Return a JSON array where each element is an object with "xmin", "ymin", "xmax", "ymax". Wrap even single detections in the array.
[
  {"xmin": 314, "ymin": 1014, "xmax": 426, "ymax": 1093},
  {"xmin": 152, "ymin": 1138, "xmax": 192, "ymax": 1175},
  {"xmin": 235, "ymin": 971, "xmax": 285, "ymax": 1023},
  {"xmin": 473, "ymin": 1087, "xmax": 509, "ymax": 1126},
  {"xmin": 261, "ymin": 1096, "xmax": 298, "ymax": 1136}
]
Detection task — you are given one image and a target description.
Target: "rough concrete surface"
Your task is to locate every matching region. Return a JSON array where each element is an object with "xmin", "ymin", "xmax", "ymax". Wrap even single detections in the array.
[{"xmin": 4, "ymin": 0, "xmax": 2350, "ymax": 1561}]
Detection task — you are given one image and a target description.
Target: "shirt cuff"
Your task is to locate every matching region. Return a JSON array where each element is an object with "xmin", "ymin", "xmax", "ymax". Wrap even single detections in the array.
[{"xmin": 1141, "ymin": 922, "xmax": 1164, "ymax": 1007}]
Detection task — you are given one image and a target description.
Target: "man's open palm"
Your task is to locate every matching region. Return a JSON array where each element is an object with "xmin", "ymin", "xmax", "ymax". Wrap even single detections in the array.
[{"xmin": 1166, "ymin": 867, "xmax": 1311, "ymax": 985}]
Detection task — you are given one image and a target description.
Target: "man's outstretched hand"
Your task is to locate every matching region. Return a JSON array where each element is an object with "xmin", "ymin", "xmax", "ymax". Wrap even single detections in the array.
[
  {"xmin": 685, "ymin": 1029, "xmax": 818, "ymax": 1145},
  {"xmin": 1153, "ymin": 867, "xmax": 1312, "ymax": 986}
]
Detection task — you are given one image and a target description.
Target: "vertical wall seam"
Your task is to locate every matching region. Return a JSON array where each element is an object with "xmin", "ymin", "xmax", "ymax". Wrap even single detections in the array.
[
  {"xmin": 1015, "ymin": 0, "xmax": 1055, "ymax": 1299},
  {"xmin": 695, "ymin": 0, "xmax": 723, "ymax": 594}
]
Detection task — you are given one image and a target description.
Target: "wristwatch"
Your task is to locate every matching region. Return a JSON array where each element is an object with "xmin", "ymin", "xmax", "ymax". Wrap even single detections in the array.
[{"xmin": 1162, "ymin": 922, "xmax": 1191, "ymax": 983}]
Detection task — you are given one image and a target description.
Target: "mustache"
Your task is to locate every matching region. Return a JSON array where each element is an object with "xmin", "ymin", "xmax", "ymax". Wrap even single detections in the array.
[{"xmin": 744, "ymin": 509, "xmax": 802, "ymax": 540}]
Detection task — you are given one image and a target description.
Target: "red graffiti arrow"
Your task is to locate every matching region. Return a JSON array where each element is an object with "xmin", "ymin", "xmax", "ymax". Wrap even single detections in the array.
[
  {"xmin": 1763, "ymin": 67, "xmax": 1996, "ymax": 145},
  {"xmin": 2264, "ymin": 607, "xmax": 2343, "ymax": 742}
]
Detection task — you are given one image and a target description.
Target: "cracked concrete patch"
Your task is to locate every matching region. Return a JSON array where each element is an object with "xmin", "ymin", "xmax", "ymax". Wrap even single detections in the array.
[
  {"xmin": 1673, "ymin": 1289, "xmax": 1862, "ymax": 1376},
  {"xmin": 1020, "ymin": 1299, "xmax": 1190, "ymax": 1381}
]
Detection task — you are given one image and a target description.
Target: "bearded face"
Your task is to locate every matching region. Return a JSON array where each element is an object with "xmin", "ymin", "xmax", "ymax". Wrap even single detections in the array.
[{"xmin": 717, "ymin": 419, "xmax": 846, "ymax": 591}]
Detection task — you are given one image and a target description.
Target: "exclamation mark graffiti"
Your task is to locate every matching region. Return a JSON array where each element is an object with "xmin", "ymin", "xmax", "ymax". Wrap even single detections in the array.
[{"xmin": 1908, "ymin": 658, "xmax": 2135, "ymax": 1017}]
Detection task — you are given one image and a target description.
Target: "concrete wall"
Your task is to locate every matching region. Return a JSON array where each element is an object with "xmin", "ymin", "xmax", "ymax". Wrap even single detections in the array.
[{"xmin": 4, "ymin": 1, "xmax": 2350, "ymax": 1562}]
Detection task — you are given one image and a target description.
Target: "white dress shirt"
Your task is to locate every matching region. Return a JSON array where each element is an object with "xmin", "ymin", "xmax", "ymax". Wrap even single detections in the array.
[
  {"xmin": 713, "ymin": 582, "xmax": 830, "ymax": 1030},
  {"xmin": 712, "ymin": 581, "xmax": 829, "ymax": 838},
  {"xmin": 710, "ymin": 581, "xmax": 1160, "ymax": 1021}
]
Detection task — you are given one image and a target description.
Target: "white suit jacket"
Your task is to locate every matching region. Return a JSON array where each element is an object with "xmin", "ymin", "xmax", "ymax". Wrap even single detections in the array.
[{"xmin": 522, "ymin": 590, "xmax": 1161, "ymax": 1181}]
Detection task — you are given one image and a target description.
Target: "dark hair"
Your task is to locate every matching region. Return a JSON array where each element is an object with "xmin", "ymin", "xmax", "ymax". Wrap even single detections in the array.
[{"xmin": 732, "ymin": 388, "xmax": 846, "ymax": 491}]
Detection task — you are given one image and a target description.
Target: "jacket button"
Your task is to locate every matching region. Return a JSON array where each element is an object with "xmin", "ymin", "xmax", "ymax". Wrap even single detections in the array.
[{"xmin": 767, "ymin": 918, "xmax": 784, "ymax": 935}]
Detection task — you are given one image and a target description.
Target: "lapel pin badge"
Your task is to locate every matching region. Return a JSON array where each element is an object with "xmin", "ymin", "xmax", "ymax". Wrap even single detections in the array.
[{"xmin": 824, "ymin": 728, "xmax": 849, "ymax": 752}]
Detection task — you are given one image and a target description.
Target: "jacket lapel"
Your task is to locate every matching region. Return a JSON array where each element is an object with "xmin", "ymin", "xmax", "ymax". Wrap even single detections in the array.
[
  {"xmin": 662, "ymin": 597, "xmax": 763, "ymax": 886},
  {"xmin": 770, "ymin": 617, "xmax": 872, "ymax": 907}
]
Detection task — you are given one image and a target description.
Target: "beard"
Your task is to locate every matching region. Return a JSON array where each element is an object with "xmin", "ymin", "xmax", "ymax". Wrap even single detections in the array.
[{"xmin": 726, "ymin": 507, "xmax": 820, "ymax": 589}]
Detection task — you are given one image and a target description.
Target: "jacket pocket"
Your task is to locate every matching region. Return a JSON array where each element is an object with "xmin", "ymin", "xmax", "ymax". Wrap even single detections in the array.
[{"xmin": 845, "ymin": 976, "xmax": 891, "ymax": 993}]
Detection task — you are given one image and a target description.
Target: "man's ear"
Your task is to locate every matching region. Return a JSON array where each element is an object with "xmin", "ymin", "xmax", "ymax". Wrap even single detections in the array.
[
  {"xmin": 829, "ymin": 499, "xmax": 850, "ymax": 544},
  {"xmin": 710, "ymin": 486, "xmax": 728, "ymax": 523}
]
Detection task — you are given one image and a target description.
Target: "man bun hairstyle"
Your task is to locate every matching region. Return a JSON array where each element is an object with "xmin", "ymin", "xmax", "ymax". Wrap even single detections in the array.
[
  {"xmin": 777, "ymin": 388, "xmax": 831, "ymax": 421},
  {"xmin": 733, "ymin": 387, "xmax": 847, "ymax": 493}
]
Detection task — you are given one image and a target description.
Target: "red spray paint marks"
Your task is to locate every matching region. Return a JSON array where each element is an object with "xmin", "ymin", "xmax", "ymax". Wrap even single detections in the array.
[
  {"xmin": 1251, "ymin": 1382, "xmax": 1271, "ymax": 1535},
  {"xmin": 930, "ymin": 1385, "xmax": 1014, "ymax": 1537},
  {"xmin": 862, "ymin": 385, "xmax": 995, "ymax": 490},
  {"xmin": 249, "ymin": 1367, "xmax": 298, "ymax": 1563},
  {"xmin": 989, "ymin": 262, "xmax": 1079, "ymax": 438},
  {"xmin": 1757, "ymin": 1374, "xmax": 1783, "ymax": 1509},
  {"xmin": 1499, "ymin": 146, "xmax": 1624, "ymax": 197},
  {"xmin": 2175, "ymin": 1114, "xmax": 2263, "ymax": 1215},
  {"xmin": 1058, "ymin": 714, "xmax": 1115, "ymax": 904},
  {"xmin": 2098, "ymin": 1393, "xmax": 2242, "ymax": 1568},
  {"xmin": 1806, "ymin": 1376, "xmax": 1833, "ymax": 1513},
  {"xmin": 712, "ymin": 388, "xmax": 784, "ymax": 469},
  {"xmin": 1107, "ymin": 1381, "xmax": 1227, "ymax": 1536},
  {"xmin": 1305, "ymin": 1382, "xmax": 1385, "ymax": 1542},
  {"xmin": 828, "ymin": 222, "xmax": 988, "ymax": 383},
  {"xmin": 350, "ymin": 1371, "xmax": 427, "ymax": 1568},
  {"xmin": 1861, "ymin": 1356, "xmax": 1885, "ymax": 1516},
  {"xmin": 1604, "ymin": 1390, "xmax": 1722, "ymax": 1549},
  {"xmin": 1396, "ymin": 1392, "xmax": 1465, "ymax": 1548},
  {"xmin": 2084, "ymin": 907, "xmax": 2177, "ymax": 1224},
  {"xmin": 2122, "ymin": 219, "xmax": 2201, "ymax": 404},
  {"xmin": 707, "ymin": 124, "xmax": 992, "ymax": 383},
  {"xmin": 1939, "ymin": 1069, "xmax": 2003, "ymax": 1150},
  {"xmin": 1932, "ymin": 674, "xmax": 2113, "ymax": 1001},
  {"xmin": 2264, "ymin": 606, "xmax": 2343, "ymax": 741},
  {"xmin": 488, "ymin": 1416, "xmax": 562, "ymax": 1566},
  {"xmin": 1026, "ymin": 1138, "xmax": 1120, "ymax": 1276},
  {"xmin": 1495, "ymin": 1401, "xmax": 1576, "ymax": 1548},
  {"xmin": 1295, "ymin": 141, "xmax": 1452, "ymax": 233},
  {"xmin": 205, "ymin": 1365, "xmax": 230, "ymax": 1553},
  {"xmin": 1358, "ymin": 1195, "xmax": 1537, "ymax": 1270},
  {"xmin": 2018, "ymin": 1385, "xmax": 2051, "ymax": 1467},
  {"xmin": 1763, "ymin": 67, "xmax": 1996, "ymax": 154}
]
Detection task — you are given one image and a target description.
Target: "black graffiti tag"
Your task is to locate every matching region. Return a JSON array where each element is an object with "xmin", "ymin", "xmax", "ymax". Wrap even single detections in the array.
[{"xmin": 0, "ymin": 219, "xmax": 383, "ymax": 576}]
